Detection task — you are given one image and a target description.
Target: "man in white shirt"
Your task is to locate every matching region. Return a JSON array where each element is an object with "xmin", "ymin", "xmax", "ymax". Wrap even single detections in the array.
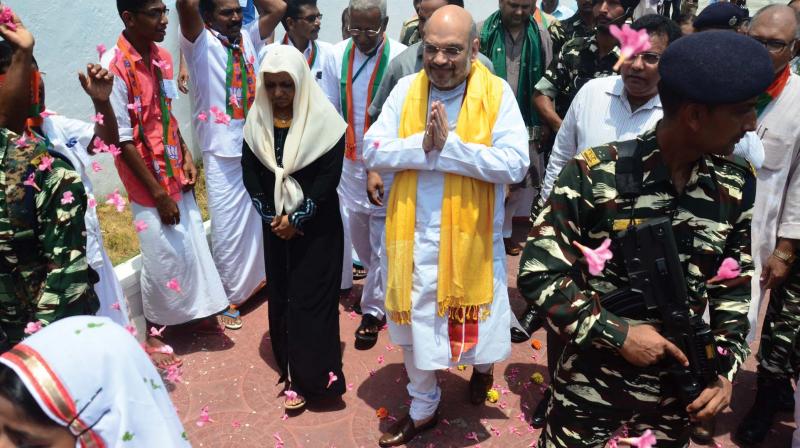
[
  {"xmin": 176, "ymin": 0, "xmax": 286, "ymax": 329},
  {"xmin": 364, "ymin": 6, "xmax": 528, "ymax": 445},
  {"xmin": 539, "ymin": 0, "xmax": 577, "ymax": 20},
  {"xmin": 258, "ymin": 0, "xmax": 333, "ymax": 84},
  {"xmin": 320, "ymin": 0, "xmax": 406, "ymax": 351}
]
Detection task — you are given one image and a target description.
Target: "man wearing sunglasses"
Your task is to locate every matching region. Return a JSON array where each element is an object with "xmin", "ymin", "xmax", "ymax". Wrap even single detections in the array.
[
  {"xmin": 320, "ymin": 0, "xmax": 406, "ymax": 352},
  {"xmin": 736, "ymin": 5, "xmax": 800, "ymax": 446},
  {"xmin": 175, "ymin": 0, "xmax": 286, "ymax": 330},
  {"xmin": 260, "ymin": 0, "xmax": 332, "ymax": 83}
]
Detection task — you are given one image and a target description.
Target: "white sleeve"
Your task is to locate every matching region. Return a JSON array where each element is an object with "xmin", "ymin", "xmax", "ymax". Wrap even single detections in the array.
[
  {"xmin": 541, "ymin": 94, "xmax": 581, "ymax": 200},
  {"xmin": 110, "ymin": 76, "xmax": 134, "ymax": 144},
  {"xmin": 52, "ymin": 116, "xmax": 95, "ymax": 149},
  {"xmin": 320, "ymin": 53, "xmax": 342, "ymax": 113},
  {"xmin": 733, "ymin": 131, "xmax": 765, "ymax": 169},
  {"xmin": 434, "ymin": 83, "xmax": 530, "ymax": 184},
  {"xmin": 363, "ymin": 79, "xmax": 436, "ymax": 172},
  {"xmin": 245, "ymin": 20, "xmax": 266, "ymax": 53}
]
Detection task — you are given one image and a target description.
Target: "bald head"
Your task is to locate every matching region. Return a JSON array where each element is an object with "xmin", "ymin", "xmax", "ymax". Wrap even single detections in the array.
[
  {"xmin": 427, "ymin": 5, "xmax": 476, "ymax": 43},
  {"xmin": 423, "ymin": 5, "xmax": 479, "ymax": 90},
  {"xmin": 749, "ymin": 5, "xmax": 799, "ymax": 73}
]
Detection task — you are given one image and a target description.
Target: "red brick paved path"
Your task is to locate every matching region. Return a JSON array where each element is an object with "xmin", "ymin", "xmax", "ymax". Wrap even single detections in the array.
[{"xmin": 163, "ymin": 224, "xmax": 795, "ymax": 447}]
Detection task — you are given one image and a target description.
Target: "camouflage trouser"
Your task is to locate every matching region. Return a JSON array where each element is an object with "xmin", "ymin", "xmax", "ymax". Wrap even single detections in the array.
[
  {"xmin": 539, "ymin": 341, "xmax": 691, "ymax": 448},
  {"xmin": 756, "ymin": 265, "xmax": 800, "ymax": 381}
]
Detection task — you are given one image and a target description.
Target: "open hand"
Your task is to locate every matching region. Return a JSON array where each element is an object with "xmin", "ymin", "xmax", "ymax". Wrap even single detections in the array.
[
  {"xmin": 78, "ymin": 64, "xmax": 114, "ymax": 103},
  {"xmin": 0, "ymin": 9, "xmax": 33, "ymax": 52}
]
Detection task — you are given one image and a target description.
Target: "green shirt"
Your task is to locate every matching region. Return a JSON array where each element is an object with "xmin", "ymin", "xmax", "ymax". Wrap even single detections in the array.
[
  {"xmin": 518, "ymin": 126, "xmax": 756, "ymax": 381},
  {"xmin": 0, "ymin": 128, "xmax": 98, "ymax": 344}
]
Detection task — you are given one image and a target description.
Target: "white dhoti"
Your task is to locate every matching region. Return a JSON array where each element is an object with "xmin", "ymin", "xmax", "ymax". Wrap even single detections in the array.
[
  {"xmin": 132, "ymin": 192, "xmax": 228, "ymax": 325},
  {"xmin": 86, "ymin": 205, "xmax": 131, "ymax": 326},
  {"xmin": 203, "ymin": 153, "xmax": 266, "ymax": 306}
]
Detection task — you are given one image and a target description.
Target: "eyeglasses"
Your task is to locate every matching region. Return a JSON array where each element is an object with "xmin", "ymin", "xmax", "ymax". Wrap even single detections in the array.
[
  {"xmin": 135, "ymin": 7, "xmax": 169, "ymax": 19},
  {"xmin": 422, "ymin": 43, "xmax": 465, "ymax": 59},
  {"xmin": 295, "ymin": 13, "xmax": 323, "ymax": 24},
  {"xmin": 749, "ymin": 36, "xmax": 794, "ymax": 53},
  {"xmin": 630, "ymin": 52, "xmax": 661, "ymax": 65},
  {"xmin": 347, "ymin": 26, "xmax": 382, "ymax": 37}
]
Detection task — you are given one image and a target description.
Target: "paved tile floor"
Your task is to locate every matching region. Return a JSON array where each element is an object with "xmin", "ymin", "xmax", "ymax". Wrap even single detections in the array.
[{"xmin": 163, "ymin": 224, "xmax": 794, "ymax": 448}]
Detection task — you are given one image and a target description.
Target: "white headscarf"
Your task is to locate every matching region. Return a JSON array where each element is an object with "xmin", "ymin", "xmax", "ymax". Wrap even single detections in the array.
[
  {"xmin": 243, "ymin": 45, "xmax": 347, "ymax": 215},
  {"xmin": 0, "ymin": 316, "xmax": 189, "ymax": 447}
]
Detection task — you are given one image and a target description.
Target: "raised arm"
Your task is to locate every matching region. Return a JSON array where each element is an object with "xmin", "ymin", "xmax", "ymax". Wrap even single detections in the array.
[
  {"xmin": 176, "ymin": 0, "xmax": 206, "ymax": 43},
  {"xmin": 0, "ymin": 11, "xmax": 34, "ymax": 133},
  {"xmin": 253, "ymin": 0, "xmax": 287, "ymax": 41},
  {"xmin": 78, "ymin": 63, "xmax": 119, "ymax": 154}
]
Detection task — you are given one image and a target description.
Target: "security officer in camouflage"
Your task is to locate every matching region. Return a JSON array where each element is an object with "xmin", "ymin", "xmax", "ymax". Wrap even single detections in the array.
[
  {"xmin": 518, "ymin": 31, "xmax": 774, "ymax": 447},
  {"xmin": 547, "ymin": 0, "xmax": 594, "ymax": 57},
  {"xmin": 0, "ymin": 14, "xmax": 98, "ymax": 349}
]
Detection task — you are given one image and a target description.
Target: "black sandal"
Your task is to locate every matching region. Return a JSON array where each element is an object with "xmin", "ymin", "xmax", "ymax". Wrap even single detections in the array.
[
  {"xmin": 352, "ymin": 264, "xmax": 367, "ymax": 280},
  {"xmin": 354, "ymin": 314, "xmax": 385, "ymax": 350}
]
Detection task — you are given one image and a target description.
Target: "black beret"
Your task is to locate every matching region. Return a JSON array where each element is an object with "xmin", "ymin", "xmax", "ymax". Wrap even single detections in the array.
[
  {"xmin": 693, "ymin": 2, "xmax": 749, "ymax": 30},
  {"xmin": 658, "ymin": 30, "xmax": 774, "ymax": 105}
]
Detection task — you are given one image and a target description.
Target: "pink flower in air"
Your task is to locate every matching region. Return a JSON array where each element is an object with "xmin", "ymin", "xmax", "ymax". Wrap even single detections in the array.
[
  {"xmin": 134, "ymin": 220, "xmax": 148, "ymax": 233},
  {"xmin": 127, "ymin": 99, "xmax": 141, "ymax": 112},
  {"xmin": 38, "ymin": 155, "xmax": 54, "ymax": 172},
  {"xmin": 23, "ymin": 173, "xmax": 40, "ymax": 191},
  {"xmin": 609, "ymin": 24, "xmax": 652, "ymax": 70},
  {"xmin": 196, "ymin": 405, "xmax": 214, "ymax": 427},
  {"xmin": 327, "ymin": 371, "xmax": 338, "ymax": 389},
  {"xmin": 717, "ymin": 346, "xmax": 729, "ymax": 356},
  {"xmin": 96, "ymin": 43, "xmax": 106, "ymax": 60},
  {"xmin": 91, "ymin": 113, "xmax": 104, "ymax": 125},
  {"xmin": 124, "ymin": 324, "xmax": 137, "ymax": 337},
  {"xmin": 166, "ymin": 365, "xmax": 183, "ymax": 383},
  {"xmin": 228, "ymin": 95, "xmax": 241, "ymax": 109},
  {"xmin": 152, "ymin": 59, "xmax": 171, "ymax": 71},
  {"xmin": 87, "ymin": 196, "xmax": 97, "ymax": 209},
  {"xmin": 167, "ymin": 278, "xmax": 182, "ymax": 293},
  {"xmin": 111, "ymin": 302, "xmax": 121, "ymax": 311},
  {"xmin": 60, "ymin": 191, "xmax": 74, "ymax": 205},
  {"xmin": 197, "ymin": 112, "xmax": 208, "ymax": 122},
  {"xmin": 91, "ymin": 161, "xmax": 102, "ymax": 173},
  {"xmin": 93, "ymin": 137, "xmax": 108, "ymax": 153},
  {"xmin": 0, "ymin": 6, "xmax": 17, "ymax": 31},
  {"xmin": 573, "ymin": 238, "xmax": 613, "ymax": 276},
  {"xmin": 106, "ymin": 144, "xmax": 121, "ymax": 157},
  {"xmin": 620, "ymin": 429, "xmax": 657, "ymax": 448},
  {"xmin": 105, "ymin": 189, "xmax": 126, "ymax": 212},
  {"xmin": 149, "ymin": 325, "xmax": 166, "ymax": 338},
  {"xmin": 248, "ymin": 54, "xmax": 255, "ymax": 66},
  {"xmin": 40, "ymin": 110, "xmax": 56, "ymax": 118},
  {"xmin": 15, "ymin": 133, "xmax": 29, "ymax": 148},
  {"xmin": 708, "ymin": 257, "xmax": 740, "ymax": 284},
  {"xmin": 23, "ymin": 321, "xmax": 42, "ymax": 335}
]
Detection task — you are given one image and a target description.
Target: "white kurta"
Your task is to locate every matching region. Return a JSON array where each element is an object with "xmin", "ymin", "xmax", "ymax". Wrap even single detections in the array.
[
  {"xmin": 320, "ymin": 38, "xmax": 406, "ymax": 215},
  {"xmin": 181, "ymin": 23, "xmax": 266, "ymax": 305},
  {"xmin": 43, "ymin": 115, "xmax": 131, "ymax": 327},
  {"xmin": 258, "ymin": 37, "xmax": 335, "ymax": 85},
  {"xmin": 363, "ymin": 74, "xmax": 530, "ymax": 370},
  {"xmin": 749, "ymin": 74, "xmax": 800, "ymax": 339}
]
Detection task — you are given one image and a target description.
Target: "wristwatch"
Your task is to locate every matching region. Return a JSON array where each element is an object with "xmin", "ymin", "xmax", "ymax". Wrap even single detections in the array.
[{"xmin": 772, "ymin": 248, "xmax": 797, "ymax": 265}]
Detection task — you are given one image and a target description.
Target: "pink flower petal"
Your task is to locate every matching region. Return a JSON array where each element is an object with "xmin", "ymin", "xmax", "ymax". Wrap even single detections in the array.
[
  {"xmin": 91, "ymin": 161, "xmax": 103, "ymax": 173},
  {"xmin": 96, "ymin": 43, "xmax": 107, "ymax": 60},
  {"xmin": 24, "ymin": 321, "xmax": 42, "ymax": 335}
]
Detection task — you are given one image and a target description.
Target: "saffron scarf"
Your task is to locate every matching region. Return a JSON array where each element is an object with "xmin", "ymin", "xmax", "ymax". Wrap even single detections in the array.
[
  {"xmin": 113, "ymin": 34, "xmax": 182, "ymax": 194},
  {"xmin": 207, "ymin": 26, "xmax": 256, "ymax": 120},
  {"xmin": 756, "ymin": 65, "xmax": 791, "ymax": 117},
  {"xmin": 386, "ymin": 61, "xmax": 502, "ymax": 361},
  {"xmin": 339, "ymin": 37, "xmax": 390, "ymax": 161},
  {"xmin": 479, "ymin": 11, "xmax": 544, "ymax": 127},
  {"xmin": 282, "ymin": 34, "xmax": 318, "ymax": 68}
]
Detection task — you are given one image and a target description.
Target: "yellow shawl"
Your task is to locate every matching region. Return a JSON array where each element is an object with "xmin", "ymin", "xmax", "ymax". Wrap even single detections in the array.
[{"xmin": 385, "ymin": 61, "xmax": 504, "ymax": 325}]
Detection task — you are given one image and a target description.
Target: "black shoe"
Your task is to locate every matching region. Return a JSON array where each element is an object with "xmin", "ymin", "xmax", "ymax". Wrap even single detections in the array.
[
  {"xmin": 511, "ymin": 306, "xmax": 545, "ymax": 343},
  {"xmin": 530, "ymin": 388, "xmax": 550, "ymax": 428},
  {"xmin": 468, "ymin": 366, "xmax": 494, "ymax": 405},
  {"xmin": 690, "ymin": 418, "xmax": 715, "ymax": 445},
  {"xmin": 777, "ymin": 377, "xmax": 795, "ymax": 412},
  {"xmin": 735, "ymin": 377, "xmax": 782, "ymax": 446},
  {"xmin": 378, "ymin": 412, "xmax": 439, "ymax": 447}
]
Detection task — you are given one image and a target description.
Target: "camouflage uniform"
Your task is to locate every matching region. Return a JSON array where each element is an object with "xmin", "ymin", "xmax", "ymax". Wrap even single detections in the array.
[
  {"xmin": 518, "ymin": 127, "xmax": 755, "ymax": 447},
  {"xmin": 756, "ymin": 263, "xmax": 800, "ymax": 380},
  {"xmin": 0, "ymin": 128, "xmax": 98, "ymax": 346},
  {"xmin": 534, "ymin": 31, "xmax": 620, "ymax": 118},
  {"xmin": 546, "ymin": 12, "xmax": 591, "ymax": 60},
  {"xmin": 399, "ymin": 16, "xmax": 420, "ymax": 47}
]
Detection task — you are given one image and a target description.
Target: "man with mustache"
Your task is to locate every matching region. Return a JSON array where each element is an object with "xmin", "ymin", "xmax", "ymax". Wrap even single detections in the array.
[
  {"xmin": 320, "ymin": 0, "xmax": 406, "ymax": 352},
  {"xmin": 519, "ymin": 30, "xmax": 772, "ymax": 447},
  {"xmin": 736, "ymin": 5, "xmax": 800, "ymax": 445},
  {"xmin": 176, "ymin": 0, "xmax": 286, "ymax": 330},
  {"xmin": 364, "ymin": 6, "xmax": 529, "ymax": 445},
  {"xmin": 259, "ymin": 0, "xmax": 332, "ymax": 84}
]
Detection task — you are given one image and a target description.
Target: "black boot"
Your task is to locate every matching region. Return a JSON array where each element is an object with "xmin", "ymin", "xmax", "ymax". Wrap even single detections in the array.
[
  {"xmin": 529, "ymin": 388, "xmax": 550, "ymax": 428},
  {"xmin": 735, "ymin": 376, "xmax": 783, "ymax": 446},
  {"xmin": 511, "ymin": 306, "xmax": 544, "ymax": 343}
]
